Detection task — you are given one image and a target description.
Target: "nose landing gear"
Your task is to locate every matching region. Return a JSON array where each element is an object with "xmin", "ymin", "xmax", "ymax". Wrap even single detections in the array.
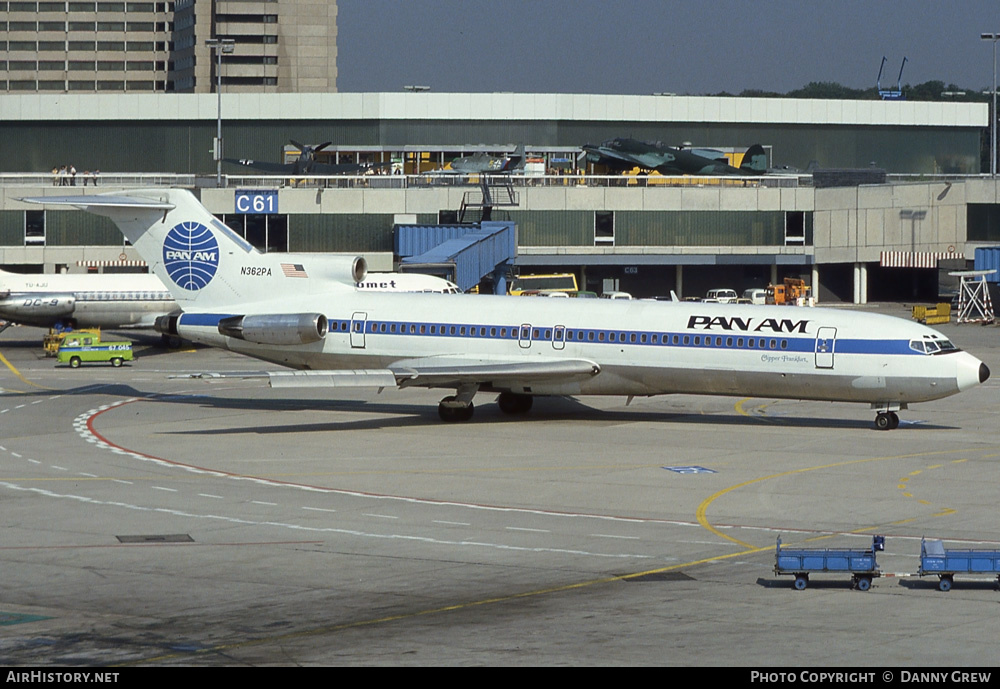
[{"xmin": 872, "ymin": 403, "xmax": 905, "ymax": 431}]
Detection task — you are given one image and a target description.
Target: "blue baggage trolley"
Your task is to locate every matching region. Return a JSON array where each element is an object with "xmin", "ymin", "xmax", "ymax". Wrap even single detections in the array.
[
  {"xmin": 775, "ymin": 535, "xmax": 885, "ymax": 591},
  {"xmin": 918, "ymin": 538, "xmax": 1000, "ymax": 592}
]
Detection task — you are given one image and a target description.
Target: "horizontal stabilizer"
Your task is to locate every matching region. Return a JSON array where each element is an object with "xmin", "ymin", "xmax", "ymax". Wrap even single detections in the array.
[{"xmin": 20, "ymin": 195, "xmax": 174, "ymax": 211}]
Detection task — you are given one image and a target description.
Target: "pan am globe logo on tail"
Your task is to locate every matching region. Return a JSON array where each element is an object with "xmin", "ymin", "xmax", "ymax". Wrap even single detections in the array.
[{"xmin": 162, "ymin": 221, "xmax": 220, "ymax": 291}]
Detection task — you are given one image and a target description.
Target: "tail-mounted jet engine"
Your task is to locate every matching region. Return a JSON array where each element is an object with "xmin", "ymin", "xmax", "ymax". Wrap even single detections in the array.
[
  {"xmin": 0, "ymin": 293, "xmax": 75, "ymax": 322},
  {"xmin": 217, "ymin": 313, "xmax": 328, "ymax": 346}
]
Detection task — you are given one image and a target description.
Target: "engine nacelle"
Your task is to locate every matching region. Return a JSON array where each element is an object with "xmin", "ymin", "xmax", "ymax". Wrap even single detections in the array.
[
  {"xmin": 308, "ymin": 255, "xmax": 368, "ymax": 285},
  {"xmin": 217, "ymin": 313, "xmax": 327, "ymax": 346},
  {"xmin": 154, "ymin": 314, "xmax": 180, "ymax": 336},
  {"xmin": 0, "ymin": 292, "xmax": 75, "ymax": 321}
]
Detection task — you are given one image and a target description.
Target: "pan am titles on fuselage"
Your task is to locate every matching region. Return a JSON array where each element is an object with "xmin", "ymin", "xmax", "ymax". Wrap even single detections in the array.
[{"xmin": 19, "ymin": 189, "xmax": 991, "ymax": 430}]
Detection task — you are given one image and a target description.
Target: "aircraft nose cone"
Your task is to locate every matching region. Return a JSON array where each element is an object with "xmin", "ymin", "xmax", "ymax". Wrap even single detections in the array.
[{"xmin": 957, "ymin": 354, "xmax": 989, "ymax": 391}]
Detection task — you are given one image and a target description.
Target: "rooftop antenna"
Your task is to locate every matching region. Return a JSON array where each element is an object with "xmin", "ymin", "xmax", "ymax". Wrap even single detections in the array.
[{"xmin": 877, "ymin": 56, "xmax": 907, "ymax": 100}]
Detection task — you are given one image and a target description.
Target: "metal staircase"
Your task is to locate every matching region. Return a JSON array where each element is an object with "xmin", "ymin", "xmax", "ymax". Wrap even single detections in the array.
[{"xmin": 459, "ymin": 177, "xmax": 520, "ymax": 223}]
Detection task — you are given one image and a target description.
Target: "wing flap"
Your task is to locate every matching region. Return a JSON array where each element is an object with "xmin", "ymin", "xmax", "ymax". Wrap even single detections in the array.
[
  {"xmin": 173, "ymin": 357, "xmax": 600, "ymax": 391},
  {"xmin": 389, "ymin": 357, "xmax": 600, "ymax": 387},
  {"xmin": 175, "ymin": 369, "xmax": 398, "ymax": 388},
  {"xmin": 268, "ymin": 370, "xmax": 398, "ymax": 388}
]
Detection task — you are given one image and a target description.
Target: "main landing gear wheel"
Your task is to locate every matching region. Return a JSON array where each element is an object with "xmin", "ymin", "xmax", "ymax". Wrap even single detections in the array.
[
  {"xmin": 438, "ymin": 397, "xmax": 474, "ymax": 422},
  {"xmin": 497, "ymin": 392, "xmax": 533, "ymax": 415},
  {"xmin": 874, "ymin": 411, "xmax": 899, "ymax": 431}
]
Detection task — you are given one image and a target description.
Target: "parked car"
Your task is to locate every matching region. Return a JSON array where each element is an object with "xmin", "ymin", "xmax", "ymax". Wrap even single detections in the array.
[
  {"xmin": 742, "ymin": 288, "xmax": 767, "ymax": 305},
  {"xmin": 704, "ymin": 288, "xmax": 738, "ymax": 303}
]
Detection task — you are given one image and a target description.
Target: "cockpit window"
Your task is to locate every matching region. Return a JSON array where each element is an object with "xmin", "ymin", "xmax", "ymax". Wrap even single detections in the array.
[{"xmin": 911, "ymin": 337, "xmax": 961, "ymax": 355}]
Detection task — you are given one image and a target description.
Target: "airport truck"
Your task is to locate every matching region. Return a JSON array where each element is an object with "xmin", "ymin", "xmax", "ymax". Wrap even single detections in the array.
[{"xmin": 56, "ymin": 332, "xmax": 134, "ymax": 368}]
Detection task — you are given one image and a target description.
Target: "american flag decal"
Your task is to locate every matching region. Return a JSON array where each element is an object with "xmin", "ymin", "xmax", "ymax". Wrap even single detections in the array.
[{"xmin": 281, "ymin": 263, "xmax": 308, "ymax": 278}]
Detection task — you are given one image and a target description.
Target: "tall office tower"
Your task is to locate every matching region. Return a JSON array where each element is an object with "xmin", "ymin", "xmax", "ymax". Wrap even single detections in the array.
[
  {"xmin": 0, "ymin": 0, "xmax": 338, "ymax": 92},
  {"xmin": 172, "ymin": 0, "xmax": 339, "ymax": 93},
  {"xmin": 1, "ymin": 1, "xmax": 175, "ymax": 92}
]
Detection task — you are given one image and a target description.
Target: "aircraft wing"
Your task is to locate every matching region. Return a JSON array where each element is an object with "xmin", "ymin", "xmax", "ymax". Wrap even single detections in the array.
[
  {"xmin": 583, "ymin": 146, "xmax": 638, "ymax": 169},
  {"xmin": 388, "ymin": 356, "xmax": 600, "ymax": 388},
  {"xmin": 179, "ymin": 357, "xmax": 600, "ymax": 390},
  {"xmin": 310, "ymin": 161, "xmax": 393, "ymax": 175},
  {"xmin": 223, "ymin": 159, "xmax": 295, "ymax": 174}
]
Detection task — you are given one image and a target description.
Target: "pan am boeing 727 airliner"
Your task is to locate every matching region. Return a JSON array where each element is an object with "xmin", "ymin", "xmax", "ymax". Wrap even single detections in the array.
[{"xmin": 22, "ymin": 189, "xmax": 989, "ymax": 429}]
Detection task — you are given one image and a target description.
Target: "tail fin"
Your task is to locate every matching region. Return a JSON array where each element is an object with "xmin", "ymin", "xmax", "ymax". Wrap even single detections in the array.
[
  {"xmin": 739, "ymin": 144, "xmax": 768, "ymax": 174},
  {"xmin": 20, "ymin": 189, "xmax": 365, "ymax": 311},
  {"xmin": 505, "ymin": 142, "xmax": 526, "ymax": 171}
]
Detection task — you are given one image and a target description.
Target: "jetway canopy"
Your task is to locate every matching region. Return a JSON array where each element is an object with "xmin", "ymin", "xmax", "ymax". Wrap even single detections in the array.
[{"xmin": 396, "ymin": 221, "xmax": 516, "ymax": 292}]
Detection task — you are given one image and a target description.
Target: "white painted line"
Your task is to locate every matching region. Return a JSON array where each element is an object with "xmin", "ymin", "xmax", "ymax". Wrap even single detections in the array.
[{"xmin": 506, "ymin": 527, "xmax": 550, "ymax": 533}]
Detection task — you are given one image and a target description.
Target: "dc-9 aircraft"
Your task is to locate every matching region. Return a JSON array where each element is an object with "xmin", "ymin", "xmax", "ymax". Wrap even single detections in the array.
[{"xmin": 22, "ymin": 189, "xmax": 989, "ymax": 429}]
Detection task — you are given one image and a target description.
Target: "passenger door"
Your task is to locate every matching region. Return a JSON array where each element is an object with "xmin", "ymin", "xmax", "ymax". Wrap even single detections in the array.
[
  {"xmin": 350, "ymin": 312, "xmax": 367, "ymax": 349},
  {"xmin": 814, "ymin": 327, "xmax": 836, "ymax": 368}
]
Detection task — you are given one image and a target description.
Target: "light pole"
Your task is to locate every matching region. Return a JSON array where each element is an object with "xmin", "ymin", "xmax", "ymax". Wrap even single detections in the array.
[
  {"xmin": 205, "ymin": 37, "xmax": 235, "ymax": 188},
  {"xmin": 981, "ymin": 32, "xmax": 999, "ymax": 176}
]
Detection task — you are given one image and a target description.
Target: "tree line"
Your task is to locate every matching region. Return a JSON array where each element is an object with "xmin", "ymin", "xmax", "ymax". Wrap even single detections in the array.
[{"xmin": 711, "ymin": 80, "xmax": 987, "ymax": 102}]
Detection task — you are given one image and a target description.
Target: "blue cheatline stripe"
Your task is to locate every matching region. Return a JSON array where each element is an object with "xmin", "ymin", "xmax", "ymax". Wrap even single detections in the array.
[{"xmin": 181, "ymin": 312, "xmax": 923, "ymax": 358}]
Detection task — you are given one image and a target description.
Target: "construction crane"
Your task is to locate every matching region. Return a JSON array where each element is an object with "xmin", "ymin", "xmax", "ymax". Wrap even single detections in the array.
[{"xmin": 877, "ymin": 56, "xmax": 908, "ymax": 100}]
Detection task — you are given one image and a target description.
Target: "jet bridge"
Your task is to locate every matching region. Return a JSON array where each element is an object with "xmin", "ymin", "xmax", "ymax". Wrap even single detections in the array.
[{"xmin": 395, "ymin": 221, "xmax": 516, "ymax": 293}]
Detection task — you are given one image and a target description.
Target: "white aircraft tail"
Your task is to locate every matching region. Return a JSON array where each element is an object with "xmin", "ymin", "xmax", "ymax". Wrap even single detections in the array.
[{"xmin": 21, "ymin": 189, "xmax": 366, "ymax": 311}]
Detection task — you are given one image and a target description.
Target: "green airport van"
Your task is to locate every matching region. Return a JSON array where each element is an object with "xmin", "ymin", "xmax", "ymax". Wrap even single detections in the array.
[{"xmin": 56, "ymin": 333, "xmax": 134, "ymax": 368}]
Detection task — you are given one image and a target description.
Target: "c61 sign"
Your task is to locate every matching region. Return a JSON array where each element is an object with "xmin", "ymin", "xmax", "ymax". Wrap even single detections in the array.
[{"xmin": 235, "ymin": 189, "xmax": 278, "ymax": 214}]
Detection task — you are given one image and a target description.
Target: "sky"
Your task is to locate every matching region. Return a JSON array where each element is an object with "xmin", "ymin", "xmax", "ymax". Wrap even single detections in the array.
[{"xmin": 336, "ymin": 1, "xmax": 1000, "ymax": 95}]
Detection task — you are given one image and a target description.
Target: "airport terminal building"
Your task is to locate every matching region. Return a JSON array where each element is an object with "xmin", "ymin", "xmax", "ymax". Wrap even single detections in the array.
[{"xmin": 0, "ymin": 91, "xmax": 997, "ymax": 302}]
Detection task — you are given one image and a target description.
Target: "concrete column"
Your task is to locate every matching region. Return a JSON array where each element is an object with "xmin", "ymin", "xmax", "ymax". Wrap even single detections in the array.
[
  {"xmin": 860, "ymin": 263, "xmax": 868, "ymax": 304},
  {"xmin": 675, "ymin": 265, "xmax": 683, "ymax": 298},
  {"xmin": 811, "ymin": 264, "xmax": 819, "ymax": 304},
  {"xmin": 770, "ymin": 263, "xmax": 778, "ymax": 287},
  {"xmin": 852, "ymin": 262, "xmax": 869, "ymax": 304}
]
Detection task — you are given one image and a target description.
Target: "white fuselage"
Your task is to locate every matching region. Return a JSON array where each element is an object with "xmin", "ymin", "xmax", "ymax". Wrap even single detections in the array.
[
  {"xmin": 175, "ymin": 291, "xmax": 985, "ymax": 406},
  {"xmin": 0, "ymin": 269, "xmax": 176, "ymax": 329}
]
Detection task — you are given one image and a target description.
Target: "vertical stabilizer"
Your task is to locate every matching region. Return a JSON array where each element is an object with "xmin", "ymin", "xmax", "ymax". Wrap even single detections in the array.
[
  {"xmin": 20, "ymin": 189, "xmax": 365, "ymax": 311},
  {"xmin": 740, "ymin": 144, "xmax": 768, "ymax": 174}
]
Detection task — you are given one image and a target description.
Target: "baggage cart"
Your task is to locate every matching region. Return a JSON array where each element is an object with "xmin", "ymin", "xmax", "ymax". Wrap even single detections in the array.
[
  {"xmin": 918, "ymin": 538, "xmax": 1000, "ymax": 592},
  {"xmin": 775, "ymin": 535, "xmax": 884, "ymax": 591}
]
